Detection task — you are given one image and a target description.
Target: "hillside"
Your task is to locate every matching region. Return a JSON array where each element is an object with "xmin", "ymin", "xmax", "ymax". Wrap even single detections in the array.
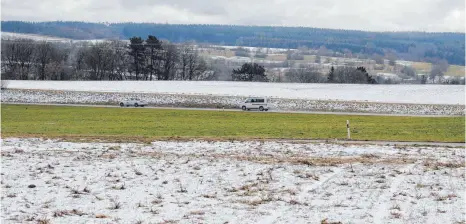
[{"xmin": 2, "ymin": 21, "xmax": 465, "ymax": 65}]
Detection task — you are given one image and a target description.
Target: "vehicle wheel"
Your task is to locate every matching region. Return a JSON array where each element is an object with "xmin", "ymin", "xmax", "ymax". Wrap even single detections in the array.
[
  {"xmin": 134, "ymin": 103, "xmax": 139, "ymax": 107},
  {"xmin": 259, "ymin": 106, "xmax": 264, "ymax": 111},
  {"xmin": 242, "ymin": 106, "xmax": 247, "ymax": 111},
  {"xmin": 119, "ymin": 102, "xmax": 124, "ymax": 107}
]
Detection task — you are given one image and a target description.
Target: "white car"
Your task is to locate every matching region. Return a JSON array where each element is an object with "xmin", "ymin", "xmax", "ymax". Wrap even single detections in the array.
[
  {"xmin": 119, "ymin": 98, "xmax": 148, "ymax": 107},
  {"xmin": 241, "ymin": 97, "xmax": 269, "ymax": 111}
]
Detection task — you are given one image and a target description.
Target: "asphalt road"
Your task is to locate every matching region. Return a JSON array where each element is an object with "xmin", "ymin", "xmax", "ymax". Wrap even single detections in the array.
[{"xmin": 2, "ymin": 102, "xmax": 463, "ymax": 117}]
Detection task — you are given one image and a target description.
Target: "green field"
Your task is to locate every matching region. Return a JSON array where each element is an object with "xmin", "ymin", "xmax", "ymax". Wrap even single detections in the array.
[{"xmin": 1, "ymin": 104, "xmax": 464, "ymax": 142}]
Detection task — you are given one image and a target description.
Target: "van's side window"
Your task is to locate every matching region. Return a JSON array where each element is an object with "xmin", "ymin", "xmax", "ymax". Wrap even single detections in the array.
[
  {"xmin": 251, "ymin": 99, "xmax": 255, "ymax": 103},
  {"xmin": 258, "ymin": 99, "xmax": 264, "ymax": 103}
]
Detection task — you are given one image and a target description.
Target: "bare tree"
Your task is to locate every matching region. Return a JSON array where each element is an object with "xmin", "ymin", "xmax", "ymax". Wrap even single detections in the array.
[
  {"xmin": 179, "ymin": 43, "xmax": 192, "ymax": 80},
  {"xmin": 1, "ymin": 39, "xmax": 36, "ymax": 80},
  {"xmin": 286, "ymin": 51, "xmax": 304, "ymax": 60},
  {"xmin": 71, "ymin": 44, "xmax": 88, "ymax": 80},
  {"xmin": 314, "ymin": 55, "xmax": 321, "ymax": 64},
  {"xmin": 208, "ymin": 58, "xmax": 231, "ymax": 81},
  {"xmin": 430, "ymin": 59, "xmax": 449, "ymax": 83},
  {"xmin": 35, "ymin": 41, "xmax": 55, "ymax": 80},
  {"xmin": 179, "ymin": 44, "xmax": 208, "ymax": 80},
  {"xmin": 401, "ymin": 66, "xmax": 416, "ymax": 77},
  {"xmin": 110, "ymin": 40, "xmax": 129, "ymax": 80},
  {"xmin": 161, "ymin": 42, "xmax": 178, "ymax": 80},
  {"xmin": 15, "ymin": 39, "xmax": 35, "ymax": 80},
  {"xmin": 1, "ymin": 40, "xmax": 19, "ymax": 79},
  {"xmin": 372, "ymin": 54, "xmax": 384, "ymax": 65},
  {"xmin": 47, "ymin": 44, "xmax": 70, "ymax": 80},
  {"xmin": 83, "ymin": 42, "xmax": 114, "ymax": 80}
]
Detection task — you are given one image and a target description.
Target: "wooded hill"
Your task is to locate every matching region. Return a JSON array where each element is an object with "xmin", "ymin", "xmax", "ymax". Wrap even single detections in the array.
[{"xmin": 2, "ymin": 21, "xmax": 465, "ymax": 65}]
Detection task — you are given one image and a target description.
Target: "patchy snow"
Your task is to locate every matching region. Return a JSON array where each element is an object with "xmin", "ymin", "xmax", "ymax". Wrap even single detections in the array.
[
  {"xmin": 1, "ymin": 32, "xmax": 112, "ymax": 44},
  {"xmin": 212, "ymin": 45, "xmax": 290, "ymax": 53},
  {"xmin": 4, "ymin": 80, "xmax": 464, "ymax": 105},
  {"xmin": 1, "ymin": 32, "xmax": 72, "ymax": 42},
  {"xmin": 1, "ymin": 138, "xmax": 465, "ymax": 224},
  {"xmin": 2, "ymin": 89, "xmax": 464, "ymax": 115}
]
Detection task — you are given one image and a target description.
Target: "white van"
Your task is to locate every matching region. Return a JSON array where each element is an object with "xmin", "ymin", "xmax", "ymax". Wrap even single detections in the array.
[{"xmin": 241, "ymin": 97, "xmax": 269, "ymax": 111}]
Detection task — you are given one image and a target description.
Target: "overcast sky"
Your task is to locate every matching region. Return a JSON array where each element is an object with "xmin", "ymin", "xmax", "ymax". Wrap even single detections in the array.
[{"xmin": 1, "ymin": 0, "xmax": 464, "ymax": 32}]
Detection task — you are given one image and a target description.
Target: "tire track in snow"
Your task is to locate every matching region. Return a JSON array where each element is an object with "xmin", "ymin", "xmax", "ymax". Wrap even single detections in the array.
[
  {"xmin": 372, "ymin": 163, "xmax": 418, "ymax": 224},
  {"xmin": 256, "ymin": 167, "xmax": 344, "ymax": 224}
]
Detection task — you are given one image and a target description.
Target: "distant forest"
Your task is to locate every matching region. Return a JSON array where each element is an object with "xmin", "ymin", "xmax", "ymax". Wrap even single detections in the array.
[{"xmin": 1, "ymin": 21, "xmax": 465, "ymax": 65}]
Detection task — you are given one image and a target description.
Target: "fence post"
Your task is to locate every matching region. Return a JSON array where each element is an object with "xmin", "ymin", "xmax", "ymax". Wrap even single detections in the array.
[{"xmin": 346, "ymin": 120, "xmax": 351, "ymax": 139}]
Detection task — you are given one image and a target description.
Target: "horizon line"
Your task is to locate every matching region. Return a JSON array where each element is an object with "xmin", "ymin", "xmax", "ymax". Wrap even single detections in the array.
[{"xmin": 1, "ymin": 20, "xmax": 465, "ymax": 34}]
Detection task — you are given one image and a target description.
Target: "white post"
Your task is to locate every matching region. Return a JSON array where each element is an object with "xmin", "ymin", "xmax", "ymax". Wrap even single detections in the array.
[
  {"xmin": 346, "ymin": 120, "xmax": 351, "ymax": 139},
  {"xmin": 222, "ymin": 107, "xmax": 225, "ymax": 111}
]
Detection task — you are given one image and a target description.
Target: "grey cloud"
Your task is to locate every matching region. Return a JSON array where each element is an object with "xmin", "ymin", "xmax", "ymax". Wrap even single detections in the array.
[{"xmin": 1, "ymin": 0, "xmax": 464, "ymax": 32}]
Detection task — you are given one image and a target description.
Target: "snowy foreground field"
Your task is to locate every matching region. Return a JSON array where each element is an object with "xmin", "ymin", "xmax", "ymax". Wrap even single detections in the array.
[
  {"xmin": 1, "ymin": 138, "xmax": 465, "ymax": 224},
  {"xmin": 5, "ymin": 81, "xmax": 465, "ymax": 105}
]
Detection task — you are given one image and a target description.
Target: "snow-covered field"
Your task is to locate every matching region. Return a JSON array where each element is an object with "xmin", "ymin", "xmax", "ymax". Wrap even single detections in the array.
[
  {"xmin": 1, "ymin": 32, "xmax": 110, "ymax": 44},
  {"xmin": 1, "ymin": 138, "xmax": 465, "ymax": 224},
  {"xmin": 2, "ymin": 89, "xmax": 464, "ymax": 115},
  {"xmin": 5, "ymin": 81, "xmax": 464, "ymax": 105},
  {"xmin": 1, "ymin": 32, "xmax": 71, "ymax": 42}
]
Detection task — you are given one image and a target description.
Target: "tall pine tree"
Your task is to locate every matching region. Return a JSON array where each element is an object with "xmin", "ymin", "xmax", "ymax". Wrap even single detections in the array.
[
  {"xmin": 327, "ymin": 66, "xmax": 335, "ymax": 83},
  {"xmin": 128, "ymin": 37, "xmax": 145, "ymax": 80},
  {"xmin": 145, "ymin": 35, "xmax": 162, "ymax": 80}
]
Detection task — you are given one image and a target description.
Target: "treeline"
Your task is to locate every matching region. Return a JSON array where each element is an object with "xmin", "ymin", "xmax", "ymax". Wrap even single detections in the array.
[
  {"xmin": 2, "ymin": 21, "xmax": 464, "ymax": 65},
  {"xmin": 231, "ymin": 63, "xmax": 379, "ymax": 84},
  {"xmin": 1, "ymin": 36, "xmax": 463, "ymax": 85},
  {"xmin": 1, "ymin": 37, "xmax": 214, "ymax": 81}
]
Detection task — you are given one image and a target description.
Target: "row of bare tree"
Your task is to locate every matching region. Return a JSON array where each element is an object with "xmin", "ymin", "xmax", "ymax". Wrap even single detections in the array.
[{"xmin": 1, "ymin": 36, "xmax": 214, "ymax": 81}]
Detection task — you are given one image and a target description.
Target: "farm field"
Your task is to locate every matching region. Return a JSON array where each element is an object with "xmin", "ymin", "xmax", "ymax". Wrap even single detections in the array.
[
  {"xmin": 1, "ymin": 138, "xmax": 465, "ymax": 224},
  {"xmin": 2, "ymin": 104, "xmax": 464, "ymax": 142},
  {"xmin": 4, "ymin": 80, "xmax": 465, "ymax": 105}
]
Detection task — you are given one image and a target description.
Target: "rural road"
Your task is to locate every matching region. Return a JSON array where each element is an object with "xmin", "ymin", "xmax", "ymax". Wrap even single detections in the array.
[{"xmin": 2, "ymin": 102, "xmax": 463, "ymax": 117}]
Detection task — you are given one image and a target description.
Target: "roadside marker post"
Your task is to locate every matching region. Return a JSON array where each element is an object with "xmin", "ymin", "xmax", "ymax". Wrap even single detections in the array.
[{"xmin": 346, "ymin": 120, "xmax": 351, "ymax": 139}]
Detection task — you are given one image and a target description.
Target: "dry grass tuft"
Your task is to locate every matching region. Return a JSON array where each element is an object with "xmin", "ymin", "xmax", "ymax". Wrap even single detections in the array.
[
  {"xmin": 390, "ymin": 203, "xmax": 401, "ymax": 211},
  {"xmin": 7, "ymin": 193, "xmax": 17, "ymax": 198},
  {"xmin": 112, "ymin": 183, "xmax": 126, "ymax": 190},
  {"xmin": 189, "ymin": 210, "xmax": 206, "ymax": 215},
  {"xmin": 36, "ymin": 218, "xmax": 51, "ymax": 224},
  {"xmin": 390, "ymin": 211, "xmax": 402, "ymax": 219},
  {"xmin": 321, "ymin": 218, "xmax": 343, "ymax": 224},
  {"xmin": 424, "ymin": 161, "xmax": 465, "ymax": 169},
  {"xmin": 95, "ymin": 214, "xmax": 110, "ymax": 219},
  {"xmin": 109, "ymin": 197, "xmax": 122, "ymax": 210},
  {"xmin": 53, "ymin": 209, "xmax": 86, "ymax": 217}
]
